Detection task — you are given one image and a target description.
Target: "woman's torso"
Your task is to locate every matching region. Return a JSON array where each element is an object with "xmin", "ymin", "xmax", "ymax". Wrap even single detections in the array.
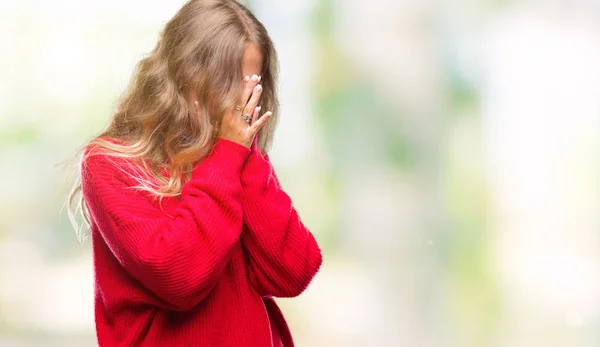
[{"xmin": 90, "ymin": 174, "xmax": 289, "ymax": 347}]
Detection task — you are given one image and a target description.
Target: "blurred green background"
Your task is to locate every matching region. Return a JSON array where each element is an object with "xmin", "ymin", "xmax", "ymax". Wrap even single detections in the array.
[{"xmin": 0, "ymin": 0, "xmax": 599, "ymax": 346}]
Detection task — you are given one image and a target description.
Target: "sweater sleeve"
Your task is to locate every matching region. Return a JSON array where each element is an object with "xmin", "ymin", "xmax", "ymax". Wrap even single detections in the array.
[
  {"xmin": 240, "ymin": 141, "xmax": 322, "ymax": 298},
  {"xmin": 81, "ymin": 138, "xmax": 250, "ymax": 311}
]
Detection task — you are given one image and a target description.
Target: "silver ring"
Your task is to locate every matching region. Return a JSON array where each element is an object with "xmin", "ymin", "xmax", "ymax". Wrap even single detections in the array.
[{"xmin": 240, "ymin": 113, "xmax": 252, "ymax": 123}]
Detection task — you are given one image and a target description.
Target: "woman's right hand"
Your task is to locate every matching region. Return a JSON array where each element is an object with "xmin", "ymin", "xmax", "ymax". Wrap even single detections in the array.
[{"xmin": 208, "ymin": 74, "xmax": 271, "ymax": 148}]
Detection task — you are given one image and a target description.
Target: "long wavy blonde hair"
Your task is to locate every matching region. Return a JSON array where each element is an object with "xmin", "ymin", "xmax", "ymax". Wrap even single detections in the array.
[{"xmin": 67, "ymin": 0, "xmax": 279, "ymax": 242}]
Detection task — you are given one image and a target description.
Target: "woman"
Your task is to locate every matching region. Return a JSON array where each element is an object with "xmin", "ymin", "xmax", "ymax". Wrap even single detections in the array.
[{"xmin": 66, "ymin": 0, "xmax": 322, "ymax": 346}]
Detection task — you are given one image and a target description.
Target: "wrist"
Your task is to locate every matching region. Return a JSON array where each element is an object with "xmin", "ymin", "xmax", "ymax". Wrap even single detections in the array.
[
  {"xmin": 218, "ymin": 135, "xmax": 251, "ymax": 149},
  {"xmin": 192, "ymin": 138, "xmax": 251, "ymax": 179}
]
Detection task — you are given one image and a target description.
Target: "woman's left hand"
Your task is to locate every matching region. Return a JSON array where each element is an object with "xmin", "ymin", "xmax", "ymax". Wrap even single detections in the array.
[
  {"xmin": 239, "ymin": 74, "xmax": 270, "ymax": 140},
  {"xmin": 213, "ymin": 74, "xmax": 271, "ymax": 148}
]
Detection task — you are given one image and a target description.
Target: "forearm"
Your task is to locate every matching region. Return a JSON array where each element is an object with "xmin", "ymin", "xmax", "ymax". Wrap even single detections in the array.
[
  {"xmin": 241, "ymin": 148, "xmax": 322, "ymax": 297},
  {"xmin": 83, "ymin": 138, "xmax": 250, "ymax": 310}
]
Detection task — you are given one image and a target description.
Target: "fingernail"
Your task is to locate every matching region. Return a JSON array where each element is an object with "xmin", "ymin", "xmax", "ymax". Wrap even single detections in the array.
[
  {"xmin": 258, "ymin": 75, "xmax": 262, "ymax": 82},
  {"xmin": 244, "ymin": 76, "xmax": 250, "ymax": 82},
  {"xmin": 251, "ymin": 74, "xmax": 258, "ymax": 82},
  {"xmin": 256, "ymin": 106, "xmax": 262, "ymax": 113},
  {"xmin": 255, "ymin": 84, "xmax": 262, "ymax": 91}
]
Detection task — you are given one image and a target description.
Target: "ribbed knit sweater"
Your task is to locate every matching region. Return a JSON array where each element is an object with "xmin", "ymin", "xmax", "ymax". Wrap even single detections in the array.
[{"xmin": 81, "ymin": 137, "xmax": 322, "ymax": 347}]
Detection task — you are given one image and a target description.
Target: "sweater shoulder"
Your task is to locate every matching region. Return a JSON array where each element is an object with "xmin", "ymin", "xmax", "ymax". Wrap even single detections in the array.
[
  {"xmin": 80, "ymin": 143, "xmax": 166, "ymax": 219},
  {"xmin": 82, "ymin": 136, "xmax": 145, "ymax": 174},
  {"xmin": 81, "ymin": 143, "xmax": 150, "ymax": 197},
  {"xmin": 82, "ymin": 147, "xmax": 132, "ymax": 183}
]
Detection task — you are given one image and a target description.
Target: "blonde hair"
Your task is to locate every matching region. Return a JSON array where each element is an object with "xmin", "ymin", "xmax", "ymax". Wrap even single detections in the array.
[{"xmin": 67, "ymin": 0, "xmax": 279, "ymax": 242}]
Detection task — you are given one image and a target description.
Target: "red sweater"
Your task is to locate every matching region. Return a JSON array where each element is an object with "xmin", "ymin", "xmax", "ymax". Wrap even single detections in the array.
[{"xmin": 81, "ymin": 137, "xmax": 322, "ymax": 347}]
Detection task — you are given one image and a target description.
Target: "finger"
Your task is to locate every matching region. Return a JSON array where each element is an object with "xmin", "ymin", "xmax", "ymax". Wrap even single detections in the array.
[
  {"xmin": 249, "ymin": 111, "xmax": 271, "ymax": 134},
  {"xmin": 252, "ymin": 106, "xmax": 261, "ymax": 125},
  {"xmin": 243, "ymin": 84, "xmax": 262, "ymax": 117},
  {"xmin": 240, "ymin": 74, "xmax": 260, "ymax": 107}
]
